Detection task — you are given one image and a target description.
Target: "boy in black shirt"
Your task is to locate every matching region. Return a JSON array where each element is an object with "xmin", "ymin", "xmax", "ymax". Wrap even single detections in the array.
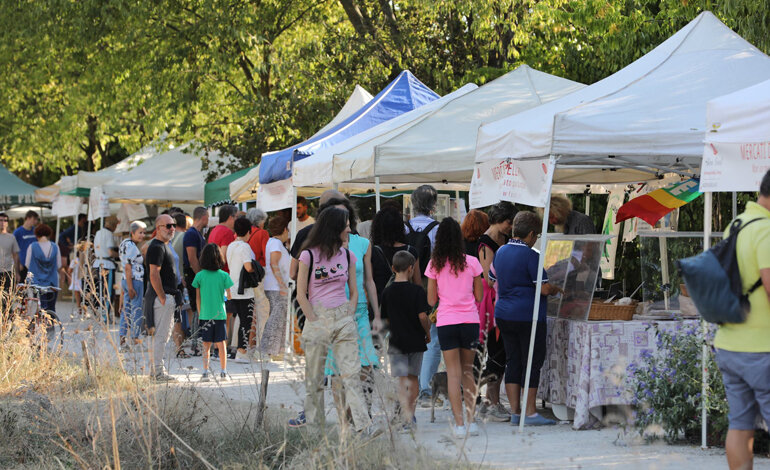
[{"xmin": 381, "ymin": 251, "xmax": 431, "ymax": 430}]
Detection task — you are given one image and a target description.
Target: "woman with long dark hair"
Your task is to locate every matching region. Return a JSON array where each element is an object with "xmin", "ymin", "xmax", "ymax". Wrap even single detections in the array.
[
  {"xmin": 475, "ymin": 202, "xmax": 516, "ymax": 422},
  {"xmin": 296, "ymin": 207, "xmax": 374, "ymax": 434},
  {"xmin": 370, "ymin": 206, "xmax": 420, "ymax": 300},
  {"xmin": 425, "ymin": 218, "xmax": 483, "ymax": 438}
]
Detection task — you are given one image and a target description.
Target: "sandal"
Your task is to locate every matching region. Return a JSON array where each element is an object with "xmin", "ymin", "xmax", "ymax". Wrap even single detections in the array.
[{"xmin": 176, "ymin": 350, "xmax": 191, "ymax": 359}]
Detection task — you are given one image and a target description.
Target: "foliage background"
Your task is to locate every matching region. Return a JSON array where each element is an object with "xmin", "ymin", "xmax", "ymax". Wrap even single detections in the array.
[{"xmin": 1, "ymin": 0, "xmax": 768, "ymax": 186}]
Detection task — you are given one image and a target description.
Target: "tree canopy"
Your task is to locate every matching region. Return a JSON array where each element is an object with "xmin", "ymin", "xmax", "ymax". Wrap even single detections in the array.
[{"xmin": 0, "ymin": 0, "xmax": 767, "ymax": 186}]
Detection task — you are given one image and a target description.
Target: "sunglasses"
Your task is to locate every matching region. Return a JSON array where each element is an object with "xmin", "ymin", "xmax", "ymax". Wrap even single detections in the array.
[{"xmin": 160, "ymin": 223, "xmax": 176, "ymax": 230}]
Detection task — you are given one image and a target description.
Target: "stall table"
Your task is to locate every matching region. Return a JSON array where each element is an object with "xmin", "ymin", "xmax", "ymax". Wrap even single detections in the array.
[{"xmin": 538, "ymin": 317, "xmax": 699, "ymax": 429}]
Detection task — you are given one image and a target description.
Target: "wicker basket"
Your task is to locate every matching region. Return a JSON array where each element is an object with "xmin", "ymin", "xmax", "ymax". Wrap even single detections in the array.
[{"xmin": 588, "ymin": 301, "xmax": 636, "ymax": 321}]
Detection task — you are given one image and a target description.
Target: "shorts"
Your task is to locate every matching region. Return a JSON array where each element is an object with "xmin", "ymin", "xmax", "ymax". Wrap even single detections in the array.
[
  {"xmin": 437, "ymin": 323, "xmax": 480, "ymax": 351},
  {"xmin": 198, "ymin": 319, "xmax": 227, "ymax": 343},
  {"xmin": 716, "ymin": 348, "xmax": 770, "ymax": 430},
  {"xmin": 389, "ymin": 348, "xmax": 424, "ymax": 377}
]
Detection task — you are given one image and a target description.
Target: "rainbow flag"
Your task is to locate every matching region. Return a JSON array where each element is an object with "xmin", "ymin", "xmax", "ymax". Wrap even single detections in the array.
[{"xmin": 616, "ymin": 179, "xmax": 701, "ymax": 226}]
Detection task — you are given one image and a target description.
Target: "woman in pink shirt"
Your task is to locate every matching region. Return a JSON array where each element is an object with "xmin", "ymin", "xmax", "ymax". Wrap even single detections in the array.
[
  {"xmin": 425, "ymin": 218, "xmax": 483, "ymax": 438},
  {"xmin": 296, "ymin": 207, "xmax": 373, "ymax": 434}
]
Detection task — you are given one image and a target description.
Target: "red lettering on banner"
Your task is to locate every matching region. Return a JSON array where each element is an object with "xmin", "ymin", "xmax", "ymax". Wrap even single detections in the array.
[{"xmin": 740, "ymin": 142, "xmax": 770, "ymax": 161}]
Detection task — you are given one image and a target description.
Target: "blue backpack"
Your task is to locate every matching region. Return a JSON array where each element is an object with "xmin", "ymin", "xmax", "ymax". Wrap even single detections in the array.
[{"xmin": 677, "ymin": 218, "xmax": 764, "ymax": 324}]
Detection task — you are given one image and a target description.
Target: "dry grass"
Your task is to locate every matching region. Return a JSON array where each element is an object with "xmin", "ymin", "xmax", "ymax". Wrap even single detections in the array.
[{"xmin": 0, "ymin": 286, "xmax": 480, "ymax": 469}]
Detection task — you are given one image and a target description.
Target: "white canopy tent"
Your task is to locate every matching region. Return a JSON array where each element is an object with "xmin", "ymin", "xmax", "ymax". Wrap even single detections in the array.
[
  {"xmin": 701, "ymin": 77, "xmax": 770, "ymax": 192},
  {"xmin": 59, "ymin": 147, "xmax": 157, "ymax": 195},
  {"xmin": 293, "ymin": 84, "xmax": 478, "ymax": 187},
  {"xmin": 471, "ymin": 11, "xmax": 770, "ymax": 445},
  {"xmin": 103, "ymin": 142, "xmax": 236, "ymax": 204},
  {"xmin": 309, "ymin": 85, "xmax": 373, "ymax": 139},
  {"xmin": 369, "ymin": 66, "xmax": 584, "ymax": 184}
]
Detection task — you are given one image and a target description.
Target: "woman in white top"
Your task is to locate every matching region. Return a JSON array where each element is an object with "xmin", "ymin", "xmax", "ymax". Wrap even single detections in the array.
[
  {"xmin": 226, "ymin": 217, "xmax": 257, "ymax": 363},
  {"xmin": 118, "ymin": 221, "xmax": 146, "ymax": 351},
  {"xmin": 259, "ymin": 215, "xmax": 291, "ymax": 357}
]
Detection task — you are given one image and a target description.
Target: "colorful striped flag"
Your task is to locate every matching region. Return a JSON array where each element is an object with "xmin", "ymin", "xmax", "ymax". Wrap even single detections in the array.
[{"xmin": 616, "ymin": 178, "xmax": 701, "ymax": 226}]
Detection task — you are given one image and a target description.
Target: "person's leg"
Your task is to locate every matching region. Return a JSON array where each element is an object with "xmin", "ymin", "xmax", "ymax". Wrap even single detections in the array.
[
  {"xmin": 252, "ymin": 285, "xmax": 269, "ymax": 349},
  {"xmin": 407, "ymin": 375, "xmax": 420, "ymax": 420},
  {"xmin": 172, "ymin": 322, "xmax": 185, "ymax": 352},
  {"xmin": 460, "ymin": 348, "xmax": 478, "ymax": 424},
  {"xmin": 237, "ymin": 299, "xmax": 253, "ymax": 354},
  {"xmin": 485, "ymin": 330, "xmax": 506, "ymax": 405},
  {"xmin": 398, "ymin": 377, "xmax": 412, "ymax": 423},
  {"xmin": 331, "ymin": 307, "xmax": 371, "ymax": 432},
  {"xmin": 216, "ymin": 340, "xmax": 227, "ymax": 371},
  {"xmin": 118, "ymin": 279, "xmax": 129, "ymax": 340},
  {"xmin": 260, "ymin": 291, "xmax": 288, "ymax": 356},
  {"xmin": 130, "ymin": 280, "xmax": 144, "ymax": 342},
  {"xmin": 522, "ymin": 321, "xmax": 547, "ymax": 417},
  {"xmin": 419, "ymin": 323, "xmax": 441, "ymax": 396},
  {"xmin": 498, "ymin": 319, "xmax": 523, "ymax": 415},
  {"xmin": 442, "ymin": 347, "xmax": 464, "ymax": 426},
  {"xmin": 150, "ymin": 297, "xmax": 176, "ymax": 376},
  {"xmin": 302, "ymin": 305, "xmax": 331, "ymax": 428},
  {"xmin": 725, "ymin": 429, "xmax": 755, "ymax": 470},
  {"xmin": 202, "ymin": 341, "xmax": 212, "ymax": 370}
]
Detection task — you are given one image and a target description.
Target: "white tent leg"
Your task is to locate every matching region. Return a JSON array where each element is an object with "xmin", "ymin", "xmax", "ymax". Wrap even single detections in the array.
[
  {"xmin": 290, "ymin": 187, "xmax": 298, "ymax": 246},
  {"xmin": 55, "ymin": 217, "xmax": 61, "ymax": 246},
  {"xmin": 72, "ymin": 214, "xmax": 79, "ymax": 312},
  {"xmin": 519, "ymin": 155, "xmax": 557, "ymax": 432},
  {"xmin": 701, "ymin": 191, "xmax": 712, "ymax": 449},
  {"xmin": 732, "ymin": 192, "xmax": 737, "ymax": 219},
  {"xmin": 455, "ymin": 190, "xmax": 461, "ymax": 219},
  {"xmin": 375, "ymin": 177, "xmax": 381, "ymax": 212},
  {"xmin": 585, "ymin": 194, "xmax": 591, "ymax": 216}
]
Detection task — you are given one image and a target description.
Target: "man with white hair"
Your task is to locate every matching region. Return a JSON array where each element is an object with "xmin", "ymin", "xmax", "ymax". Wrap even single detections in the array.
[{"xmin": 145, "ymin": 214, "xmax": 179, "ymax": 381}]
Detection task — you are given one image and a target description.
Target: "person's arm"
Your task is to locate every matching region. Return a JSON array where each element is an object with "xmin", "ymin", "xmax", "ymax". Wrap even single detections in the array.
[
  {"xmin": 196, "ymin": 289, "xmax": 201, "ymax": 316},
  {"xmin": 25, "ymin": 245, "xmax": 32, "ymax": 270},
  {"xmin": 12, "ymin": 252, "xmax": 19, "ymax": 279},
  {"xmin": 226, "ymin": 287, "xmax": 232, "ymax": 301},
  {"xmin": 270, "ymin": 250, "xmax": 288, "ymax": 295},
  {"xmin": 473, "ymin": 275, "xmax": 483, "ymax": 302},
  {"xmin": 418, "ymin": 312, "xmax": 431, "ymax": 343},
  {"xmin": 427, "ymin": 278, "xmax": 438, "ymax": 306},
  {"xmin": 149, "ymin": 264, "xmax": 166, "ymax": 305},
  {"xmin": 363, "ymin": 244, "xmax": 381, "ymax": 333},
  {"xmin": 541, "ymin": 281, "xmax": 563, "ymax": 296},
  {"xmin": 479, "ymin": 245, "xmax": 495, "ymax": 285},
  {"xmin": 290, "ymin": 257, "xmax": 299, "ymax": 281},
  {"xmin": 296, "ymin": 258, "xmax": 315, "ymax": 321},
  {"xmin": 186, "ymin": 246, "xmax": 201, "ymax": 273},
  {"xmin": 243, "ymin": 260, "xmax": 254, "ymax": 273},
  {"xmin": 124, "ymin": 263, "xmax": 136, "ymax": 299},
  {"xmin": 347, "ymin": 257, "xmax": 358, "ymax": 315},
  {"xmin": 760, "ymin": 268, "xmax": 770, "ymax": 299},
  {"xmin": 411, "ymin": 257, "xmax": 422, "ymax": 285}
]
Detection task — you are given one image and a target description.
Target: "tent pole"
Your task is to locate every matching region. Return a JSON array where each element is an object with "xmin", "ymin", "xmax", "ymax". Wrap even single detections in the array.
[
  {"xmin": 519, "ymin": 155, "xmax": 557, "ymax": 432},
  {"xmin": 55, "ymin": 217, "xmax": 61, "ymax": 246},
  {"xmin": 72, "ymin": 213, "xmax": 79, "ymax": 313},
  {"xmin": 375, "ymin": 177, "xmax": 381, "ymax": 212},
  {"xmin": 701, "ymin": 191, "xmax": 712, "ymax": 449},
  {"xmin": 585, "ymin": 193, "xmax": 591, "ymax": 216},
  {"xmin": 288, "ymin": 187, "xmax": 299, "ymax": 357},
  {"xmin": 290, "ymin": 187, "xmax": 298, "ymax": 246},
  {"xmin": 455, "ymin": 190, "xmax": 461, "ymax": 219},
  {"xmin": 732, "ymin": 192, "xmax": 737, "ymax": 219}
]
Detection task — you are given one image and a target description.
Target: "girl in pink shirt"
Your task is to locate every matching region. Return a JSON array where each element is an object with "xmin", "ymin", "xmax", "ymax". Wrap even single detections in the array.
[{"xmin": 425, "ymin": 217, "xmax": 483, "ymax": 438}]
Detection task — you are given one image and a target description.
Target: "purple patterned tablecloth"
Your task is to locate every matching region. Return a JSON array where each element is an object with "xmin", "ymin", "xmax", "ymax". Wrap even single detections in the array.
[{"xmin": 537, "ymin": 317, "xmax": 699, "ymax": 429}]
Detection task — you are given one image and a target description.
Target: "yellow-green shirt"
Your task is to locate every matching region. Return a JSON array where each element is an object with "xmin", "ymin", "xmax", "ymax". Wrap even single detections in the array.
[{"xmin": 714, "ymin": 202, "xmax": 770, "ymax": 352}]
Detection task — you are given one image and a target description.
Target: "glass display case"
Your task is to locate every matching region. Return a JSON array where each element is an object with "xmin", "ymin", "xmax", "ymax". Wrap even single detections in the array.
[
  {"xmin": 543, "ymin": 234, "xmax": 612, "ymax": 320},
  {"xmin": 638, "ymin": 230, "xmax": 722, "ymax": 316}
]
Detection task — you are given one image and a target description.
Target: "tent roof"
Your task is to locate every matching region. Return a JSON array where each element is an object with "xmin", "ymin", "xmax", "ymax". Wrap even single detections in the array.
[
  {"xmin": 102, "ymin": 142, "xmax": 236, "ymax": 204},
  {"xmin": 293, "ymin": 83, "xmax": 479, "ymax": 187},
  {"xmin": 204, "ymin": 167, "xmax": 251, "ymax": 206},
  {"xmin": 60, "ymin": 145, "xmax": 158, "ymax": 196},
  {"xmin": 476, "ymin": 12, "xmax": 770, "ymax": 178},
  {"xmin": 0, "ymin": 163, "xmax": 37, "ymax": 205},
  {"xmin": 371, "ymin": 65, "xmax": 585, "ymax": 184},
  {"xmin": 309, "ymin": 85, "xmax": 373, "ymax": 139},
  {"xmin": 259, "ymin": 70, "xmax": 439, "ymax": 184}
]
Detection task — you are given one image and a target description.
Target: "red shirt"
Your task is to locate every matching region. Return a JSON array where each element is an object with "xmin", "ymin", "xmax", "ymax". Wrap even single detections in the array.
[
  {"xmin": 248, "ymin": 226, "xmax": 270, "ymax": 267},
  {"xmin": 208, "ymin": 224, "xmax": 236, "ymax": 272}
]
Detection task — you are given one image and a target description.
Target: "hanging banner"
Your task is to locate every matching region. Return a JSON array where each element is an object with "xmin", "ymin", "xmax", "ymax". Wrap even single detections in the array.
[
  {"xmin": 701, "ymin": 141, "xmax": 770, "ymax": 192},
  {"xmin": 600, "ymin": 189, "xmax": 625, "ymax": 279},
  {"xmin": 88, "ymin": 186, "xmax": 110, "ymax": 221},
  {"xmin": 116, "ymin": 203, "xmax": 149, "ymax": 233},
  {"xmin": 52, "ymin": 195, "xmax": 86, "ymax": 218},
  {"xmin": 256, "ymin": 179, "xmax": 294, "ymax": 212},
  {"xmin": 469, "ymin": 158, "xmax": 553, "ymax": 208}
]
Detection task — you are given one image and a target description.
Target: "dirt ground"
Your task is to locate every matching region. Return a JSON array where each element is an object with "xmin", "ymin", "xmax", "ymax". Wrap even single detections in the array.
[{"xmin": 55, "ymin": 300, "xmax": 767, "ymax": 469}]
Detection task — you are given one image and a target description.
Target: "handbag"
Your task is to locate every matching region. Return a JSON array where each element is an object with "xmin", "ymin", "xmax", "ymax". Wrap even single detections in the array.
[{"xmin": 238, "ymin": 263, "xmax": 265, "ymax": 295}]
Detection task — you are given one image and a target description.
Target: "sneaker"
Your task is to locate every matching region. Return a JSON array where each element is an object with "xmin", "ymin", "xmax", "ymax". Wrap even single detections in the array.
[
  {"xmin": 478, "ymin": 402, "xmax": 489, "ymax": 418},
  {"xmin": 234, "ymin": 351, "xmax": 250, "ymax": 363},
  {"xmin": 288, "ymin": 411, "xmax": 306, "ymax": 427},
  {"xmin": 152, "ymin": 372, "xmax": 177, "ymax": 382},
  {"xmin": 119, "ymin": 343, "xmax": 131, "ymax": 353},
  {"xmin": 468, "ymin": 421, "xmax": 480, "ymax": 436},
  {"xmin": 219, "ymin": 371, "xmax": 231, "ymax": 382},
  {"xmin": 487, "ymin": 403, "xmax": 511, "ymax": 422},
  {"xmin": 510, "ymin": 413, "xmax": 521, "ymax": 426},
  {"xmin": 522, "ymin": 414, "xmax": 556, "ymax": 426},
  {"xmin": 200, "ymin": 371, "xmax": 210, "ymax": 382},
  {"xmin": 452, "ymin": 424, "xmax": 467, "ymax": 438}
]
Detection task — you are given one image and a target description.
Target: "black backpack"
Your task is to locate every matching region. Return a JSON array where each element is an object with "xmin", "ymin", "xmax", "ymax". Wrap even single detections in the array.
[
  {"xmin": 406, "ymin": 220, "xmax": 439, "ymax": 279},
  {"xmin": 677, "ymin": 218, "xmax": 765, "ymax": 324}
]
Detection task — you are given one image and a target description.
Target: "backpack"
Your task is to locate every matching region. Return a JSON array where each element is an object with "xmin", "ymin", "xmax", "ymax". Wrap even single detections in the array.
[
  {"xmin": 406, "ymin": 220, "xmax": 439, "ymax": 280},
  {"xmin": 677, "ymin": 218, "xmax": 765, "ymax": 324}
]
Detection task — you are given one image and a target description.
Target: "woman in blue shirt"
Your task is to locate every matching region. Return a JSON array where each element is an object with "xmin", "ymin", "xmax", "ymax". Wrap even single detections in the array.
[{"xmin": 493, "ymin": 211, "xmax": 561, "ymax": 426}]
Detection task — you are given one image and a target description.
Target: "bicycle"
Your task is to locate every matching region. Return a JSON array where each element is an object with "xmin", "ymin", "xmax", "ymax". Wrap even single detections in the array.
[{"xmin": 16, "ymin": 282, "xmax": 63, "ymax": 349}]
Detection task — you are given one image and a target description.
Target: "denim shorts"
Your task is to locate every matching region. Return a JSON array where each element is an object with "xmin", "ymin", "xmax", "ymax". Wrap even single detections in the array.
[{"xmin": 715, "ymin": 348, "xmax": 770, "ymax": 431}]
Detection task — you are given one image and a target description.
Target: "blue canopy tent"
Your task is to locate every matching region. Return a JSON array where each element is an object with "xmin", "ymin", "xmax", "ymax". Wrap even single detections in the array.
[{"xmin": 259, "ymin": 70, "xmax": 439, "ymax": 187}]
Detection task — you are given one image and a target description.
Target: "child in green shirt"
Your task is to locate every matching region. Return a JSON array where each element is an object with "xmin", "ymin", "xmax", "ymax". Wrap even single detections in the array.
[{"xmin": 192, "ymin": 243, "xmax": 233, "ymax": 382}]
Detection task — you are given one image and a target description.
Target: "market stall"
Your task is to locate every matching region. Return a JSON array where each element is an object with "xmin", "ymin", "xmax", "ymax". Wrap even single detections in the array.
[{"xmin": 472, "ymin": 11, "xmax": 770, "ymax": 445}]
